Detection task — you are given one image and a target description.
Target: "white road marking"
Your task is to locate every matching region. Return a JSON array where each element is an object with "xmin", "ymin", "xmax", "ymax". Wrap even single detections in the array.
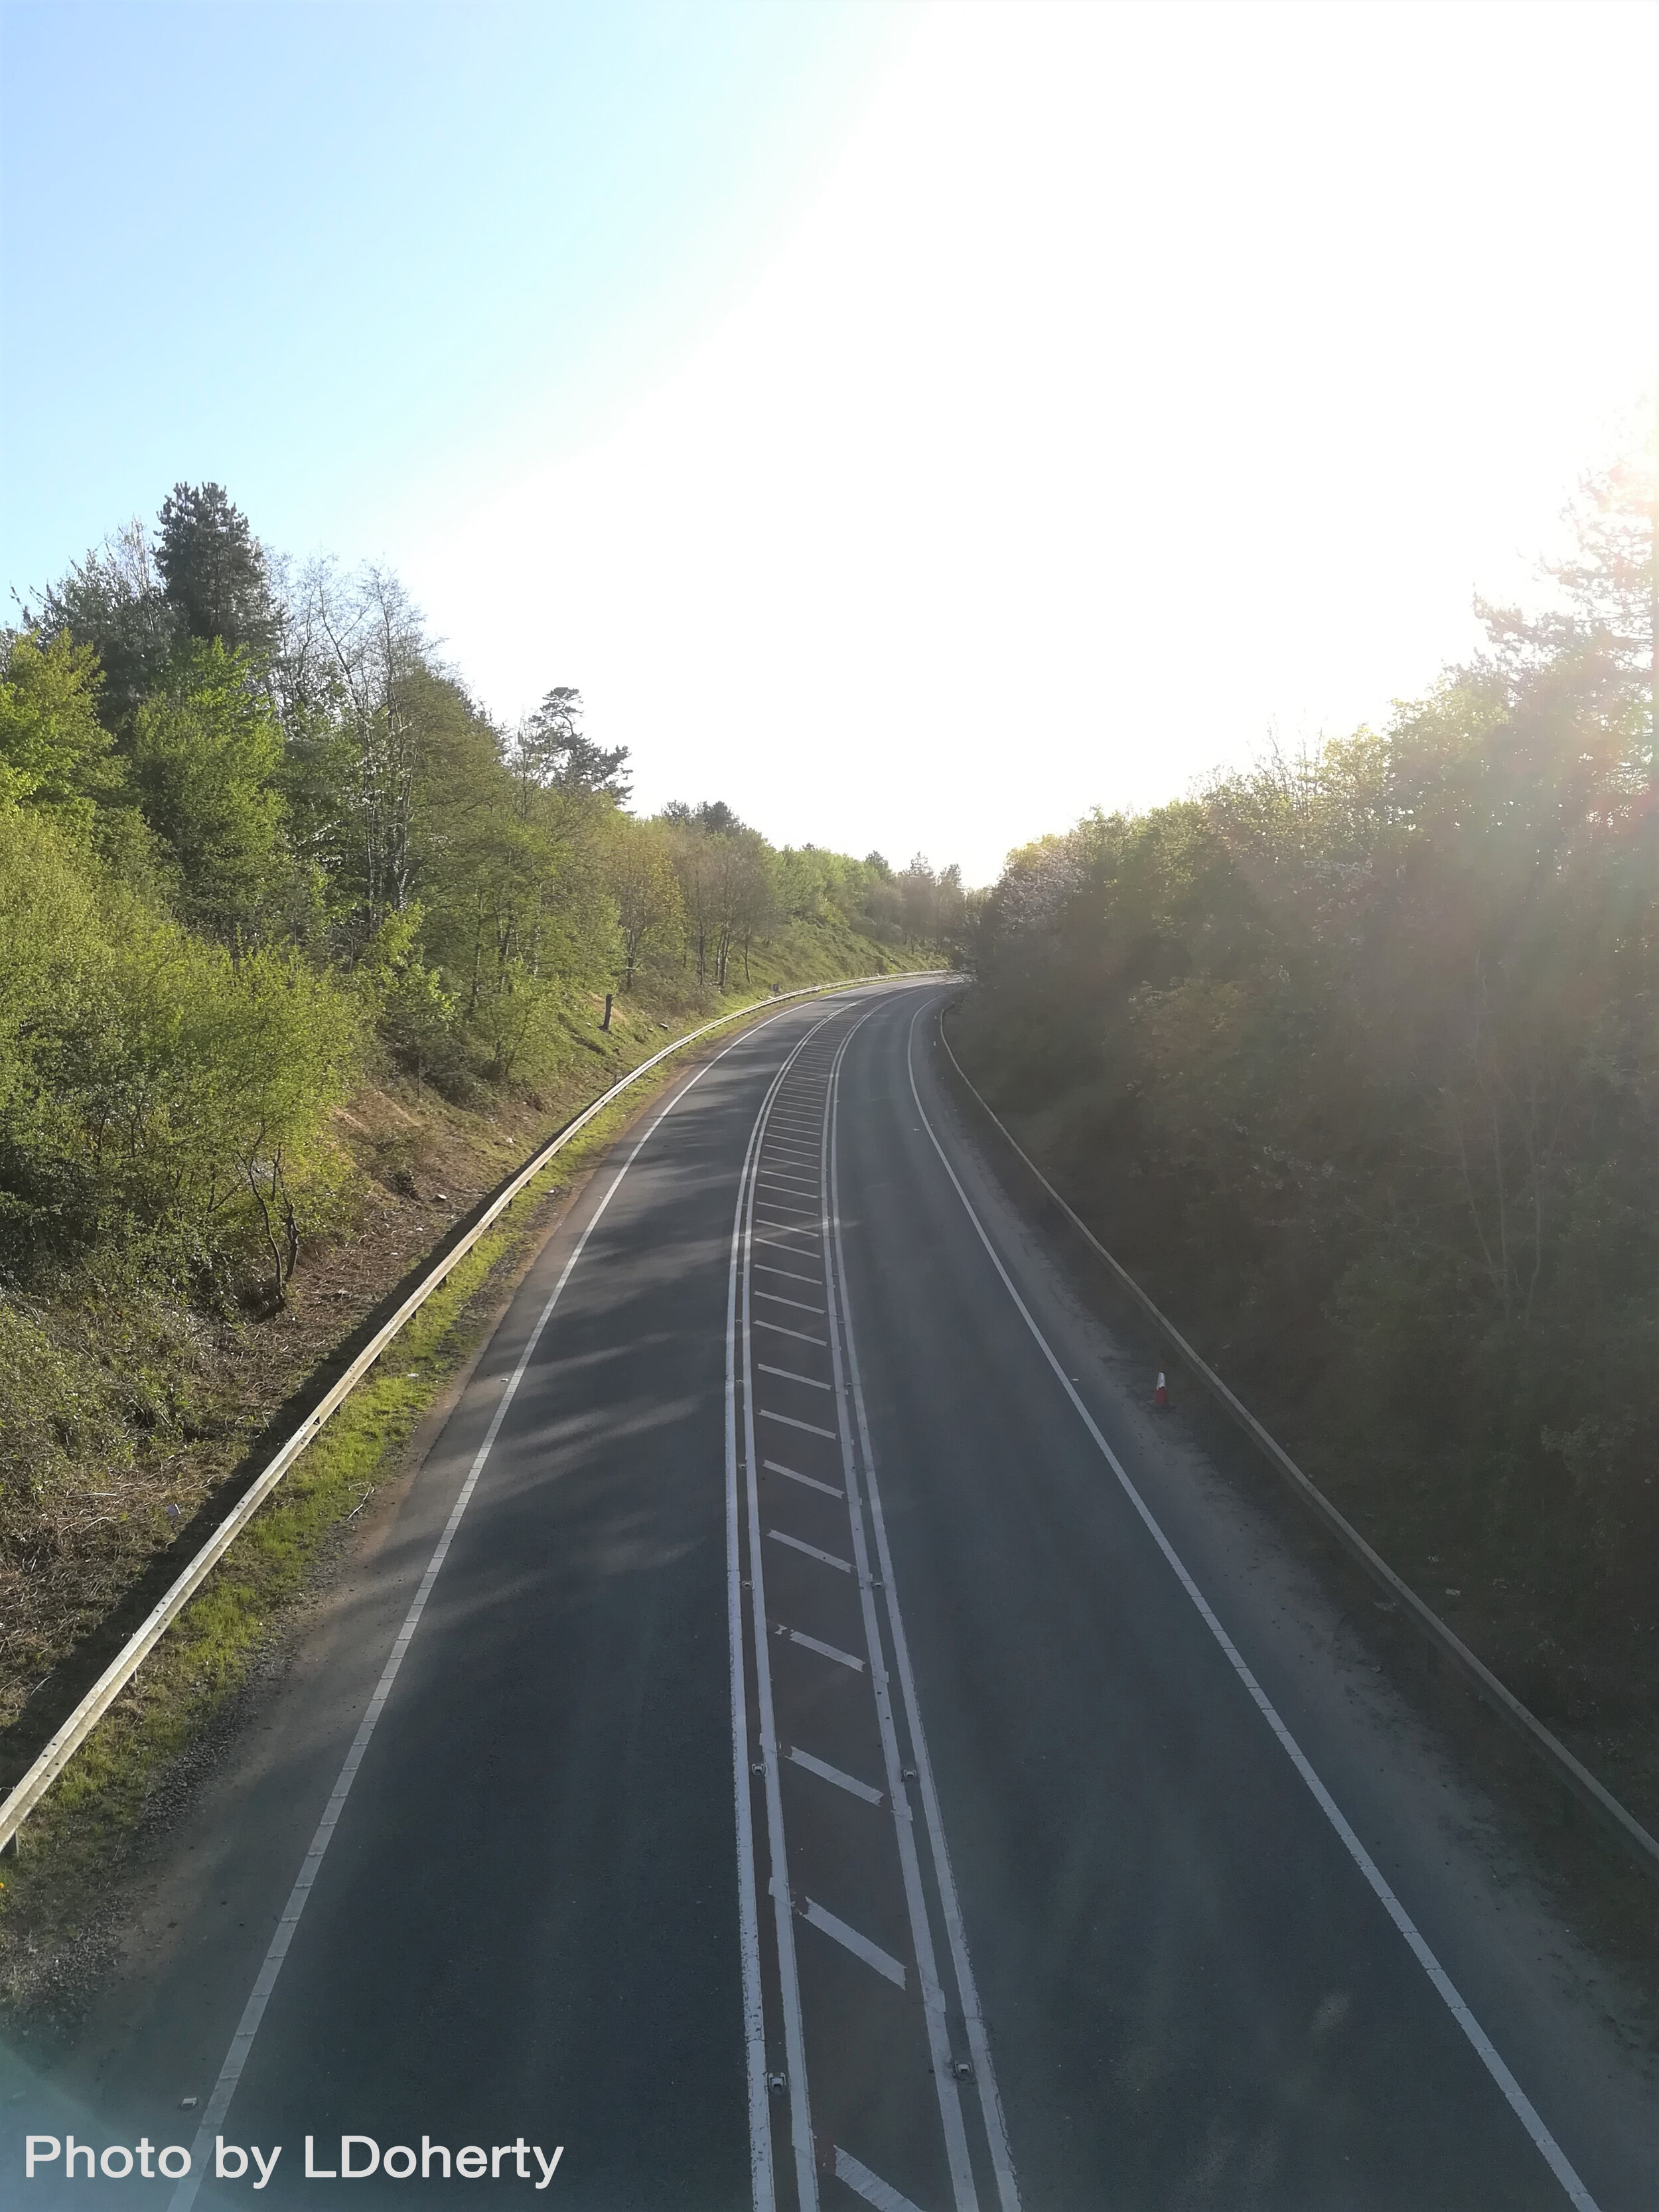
[
  {"xmin": 760, "ymin": 1408, "xmax": 838, "ymax": 1440},
  {"xmin": 824, "ymin": 1013, "xmax": 985, "ymax": 2212},
  {"xmin": 755, "ymin": 1267, "xmax": 823, "ymax": 1293},
  {"xmin": 906, "ymin": 999, "xmax": 1598, "ymax": 2212},
  {"xmin": 757, "ymin": 1197, "xmax": 820, "ymax": 1218},
  {"xmin": 835, "ymin": 2147, "xmax": 928, "ymax": 2212},
  {"xmin": 788, "ymin": 1745, "xmax": 884, "ymax": 1804},
  {"xmin": 764, "ymin": 1458, "xmax": 843, "ymax": 1497},
  {"xmin": 758, "ymin": 1362, "xmax": 833, "ymax": 1390},
  {"xmin": 787, "ymin": 1627, "xmax": 865, "ymax": 1671},
  {"xmin": 756, "ymin": 1223, "xmax": 820, "ymax": 1247},
  {"xmin": 755, "ymin": 1317, "xmax": 830, "ymax": 1347},
  {"xmin": 768, "ymin": 1528, "xmax": 853, "ymax": 1573},
  {"xmin": 801, "ymin": 1898, "xmax": 907, "ymax": 1988},
  {"xmin": 757, "ymin": 1288, "xmax": 827, "ymax": 1315},
  {"xmin": 168, "ymin": 1009, "xmax": 798, "ymax": 2212},
  {"xmin": 743, "ymin": 1029, "xmax": 859, "ymax": 2212}
]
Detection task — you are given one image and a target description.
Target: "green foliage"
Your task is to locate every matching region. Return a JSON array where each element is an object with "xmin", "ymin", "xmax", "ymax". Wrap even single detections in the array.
[
  {"xmin": 129, "ymin": 639, "xmax": 287, "ymax": 936},
  {"xmin": 0, "ymin": 804, "xmax": 362, "ymax": 1303},
  {"xmin": 0, "ymin": 629, "xmax": 126, "ymax": 830},
  {"xmin": 7, "ymin": 481, "xmax": 951, "ymax": 1297},
  {"xmin": 962, "ymin": 449, "xmax": 1658, "ymax": 1650}
]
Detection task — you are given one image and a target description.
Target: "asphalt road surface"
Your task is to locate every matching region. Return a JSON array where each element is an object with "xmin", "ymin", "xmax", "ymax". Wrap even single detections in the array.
[{"xmin": 9, "ymin": 982, "xmax": 1651, "ymax": 2210}]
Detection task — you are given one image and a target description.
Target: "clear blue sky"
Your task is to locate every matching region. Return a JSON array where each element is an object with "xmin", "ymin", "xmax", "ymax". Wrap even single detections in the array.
[
  {"xmin": 3, "ymin": 3, "xmax": 1654, "ymax": 881},
  {"xmin": 1, "ymin": 0, "xmax": 901, "ymax": 600}
]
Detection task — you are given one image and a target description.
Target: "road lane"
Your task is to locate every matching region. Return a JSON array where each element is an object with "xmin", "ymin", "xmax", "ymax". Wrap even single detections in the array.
[{"xmin": 825, "ymin": 986, "xmax": 1598, "ymax": 2211}]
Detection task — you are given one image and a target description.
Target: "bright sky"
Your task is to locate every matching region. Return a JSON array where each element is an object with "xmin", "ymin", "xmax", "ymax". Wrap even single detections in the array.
[{"xmin": 3, "ymin": 0, "xmax": 1655, "ymax": 884}]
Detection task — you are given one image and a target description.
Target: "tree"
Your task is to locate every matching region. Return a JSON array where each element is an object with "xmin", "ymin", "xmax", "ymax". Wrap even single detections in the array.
[
  {"xmin": 0, "ymin": 629, "xmax": 127, "ymax": 831},
  {"xmin": 609, "ymin": 814, "xmax": 685, "ymax": 989},
  {"xmin": 519, "ymin": 687, "xmax": 631, "ymax": 798},
  {"xmin": 27, "ymin": 520, "xmax": 179, "ymax": 735},
  {"xmin": 155, "ymin": 482, "xmax": 277, "ymax": 660},
  {"xmin": 130, "ymin": 640, "xmax": 286, "ymax": 937}
]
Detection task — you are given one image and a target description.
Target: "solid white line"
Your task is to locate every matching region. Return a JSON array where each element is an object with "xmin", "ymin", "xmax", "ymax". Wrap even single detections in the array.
[
  {"xmin": 824, "ymin": 1011, "xmax": 985, "ymax": 2212},
  {"xmin": 904, "ymin": 1001, "xmax": 1599, "ymax": 2212},
  {"xmin": 801, "ymin": 1898, "xmax": 906, "ymax": 1988},
  {"xmin": 729, "ymin": 1093, "xmax": 782, "ymax": 2208},
  {"xmin": 787, "ymin": 1745, "xmax": 884, "ymax": 1805},
  {"xmin": 787, "ymin": 1627, "xmax": 865, "ymax": 1671},
  {"xmin": 755, "ymin": 1318, "xmax": 830, "ymax": 1347},
  {"xmin": 769, "ymin": 1528, "xmax": 853, "ymax": 1574},
  {"xmin": 835, "ymin": 2146, "xmax": 928, "ymax": 2212},
  {"xmin": 759, "ymin": 1408, "xmax": 838, "ymax": 1440},
  {"xmin": 758, "ymin": 1362, "xmax": 832, "ymax": 1391},
  {"xmin": 764, "ymin": 1459, "xmax": 843, "ymax": 1498},
  {"xmin": 168, "ymin": 1023, "xmax": 769, "ymax": 2212}
]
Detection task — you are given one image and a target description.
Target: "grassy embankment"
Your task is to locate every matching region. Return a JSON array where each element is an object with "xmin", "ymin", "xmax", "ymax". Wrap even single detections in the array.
[{"xmin": 0, "ymin": 920, "xmax": 932, "ymax": 2024}]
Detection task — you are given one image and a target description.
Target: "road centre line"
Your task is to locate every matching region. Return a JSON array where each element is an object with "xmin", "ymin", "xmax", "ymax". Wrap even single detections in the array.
[
  {"xmin": 787, "ymin": 1745, "xmax": 885, "ymax": 1805},
  {"xmin": 835, "ymin": 2146, "xmax": 928, "ymax": 2212},
  {"xmin": 823, "ymin": 1011, "xmax": 985, "ymax": 2212},
  {"xmin": 760, "ymin": 1408, "xmax": 839, "ymax": 1439},
  {"xmin": 764, "ymin": 1458, "xmax": 843, "ymax": 1497},
  {"xmin": 903, "ymin": 999, "xmax": 1597, "ymax": 2212},
  {"xmin": 755, "ymin": 1317, "xmax": 830, "ymax": 1347},
  {"xmin": 758, "ymin": 1362, "xmax": 833, "ymax": 1391},
  {"xmin": 169, "ymin": 1001, "xmax": 816, "ymax": 2212},
  {"xmin": 800, "ymin": 1899, "xmax": 906, "ymax": 1988},
  {"xmin": 787, "ymin": 1626, "xmax": 865, "ymax": 1670},
  {"xmin": 737, "ymin": 1017, "xmax": 861, "ymax": 2211},
  {"xmin": 769, "ymin": 1528, "xmax": 854, "ymax": 1573}
]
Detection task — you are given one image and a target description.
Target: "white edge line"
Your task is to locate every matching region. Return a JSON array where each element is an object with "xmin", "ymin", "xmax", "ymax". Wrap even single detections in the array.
[{"xmin": 903, "ymin": 997, "xmax": 1600, "ymax": 2212}]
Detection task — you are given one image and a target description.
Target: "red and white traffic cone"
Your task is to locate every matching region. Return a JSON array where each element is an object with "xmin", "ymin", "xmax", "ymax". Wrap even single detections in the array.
[{"xmin": 1153, "ymin": 1370, "xmax": 1169, "ymax": 1409}]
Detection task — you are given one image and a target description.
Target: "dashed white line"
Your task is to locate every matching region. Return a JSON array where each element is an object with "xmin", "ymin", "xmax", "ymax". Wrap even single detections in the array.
[
  {"xmin": 786, "ymin": 1627, "xmax": 865, "ymax": 1671},
  {"xmin": 764, "ymin": 1459, "xmax": 843, "ymax": 1497},
  {"xmin": 758, "ymin": 1363, "xmax": 832, "ymax": 1391},
  {"xmin": 759, "ymin": 1408, "xmax": 839, "ymax": 1440},
  {"xmin": 768, "ymin": 1528, "xmax": 854, "ymax": 1573},
  {"xmin": 835, "ymin": 2148, "xmax": 928, "ymax": 2212},
  {"xmin": 786, "ymin": 1745, "xmax": 884, "ymax": 1805},
  {"xmin": 801, "ymin": 1899, "xmax": 907, "ymax": 1988},
  {"xmin": 755, "ymin": 1318, "xmax": 830, "ymax": 1347},
  {"xmin": 756, "ymin": 1288, "xmax": 827, "ymax": 1315}
]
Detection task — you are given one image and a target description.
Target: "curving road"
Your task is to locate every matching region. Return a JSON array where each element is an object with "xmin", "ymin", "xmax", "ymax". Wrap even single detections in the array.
[{"xmin": 12, "ymin": 981, "xmax": 1652, "ymax": 2209}]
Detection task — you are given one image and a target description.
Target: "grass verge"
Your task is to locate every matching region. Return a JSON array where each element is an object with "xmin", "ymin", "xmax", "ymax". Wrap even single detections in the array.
[{"xmin": 0, "ymin": 980, "xmax": 881, "ymax": 2028}]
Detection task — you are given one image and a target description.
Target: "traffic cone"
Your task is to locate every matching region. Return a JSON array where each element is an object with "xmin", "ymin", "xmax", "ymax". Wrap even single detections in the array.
[{"xmin": 1153, "ymin": 1370, "xmax": 1169, "ymax": 1408}]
